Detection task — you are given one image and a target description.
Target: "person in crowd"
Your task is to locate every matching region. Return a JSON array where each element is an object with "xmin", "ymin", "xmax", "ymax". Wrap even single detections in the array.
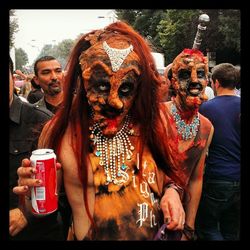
[
  {"xmin": 195, "ymin": 63, "xmax": 240, "ymax": 240},
  {"xmin": 13, "ymin": 21, "xmax": 188, "ymax": 241},
  {"xmin": 32, "ymin": 56, "xmax": 64, "ymax": 114},
  {"xmin": 27, "ymin": 77, "xmax": 44, "ymax": 104},
  {"xmin": 204, "ymin": 86, "xmax": 215, "ymax": 101},
  {"xmin": 9, "ymin": 56, "xmax": 64, "ymax": 240},
  {"xmin": 161, "ymin": 48, "xmax": 214, "ymax": 240},
  {"xmin": 158, "ymin": 73, "xmax": 169, "ymax": 102},
  {"xmin": 234, "ymin": 65, "xmax": 241, "ymax": 97},
  {"xmin": 203, "ymin": 72, "xmax": 215, "ymax": 101},
  {"xmin": 162, "ymin": 63, "xmax": 176, "ymax": 102}
]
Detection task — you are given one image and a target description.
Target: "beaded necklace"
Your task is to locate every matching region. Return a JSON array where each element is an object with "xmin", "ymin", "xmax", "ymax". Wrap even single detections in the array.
[
  {"xmin": 89, "ymin": 115, "xmax": 135, "ymax": 185},
  {"xmin": 170, "ymin": 103, "xmax": 200, "ymax": 140}
]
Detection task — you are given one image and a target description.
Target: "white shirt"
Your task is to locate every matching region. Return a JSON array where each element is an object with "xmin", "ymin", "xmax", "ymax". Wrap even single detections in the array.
[{"xmin": 205, "ymin": 86, "xmax": 215, "ymax": 100}]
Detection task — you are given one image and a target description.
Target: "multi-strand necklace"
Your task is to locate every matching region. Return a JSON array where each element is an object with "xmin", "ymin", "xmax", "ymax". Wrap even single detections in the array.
[
  {"xmin": 89, "ymin": 115, "xmax": 135, "ymax": 185},
  {"xmin": 170, "ymin": 103, "xmax": 200, "ymax": 140}
]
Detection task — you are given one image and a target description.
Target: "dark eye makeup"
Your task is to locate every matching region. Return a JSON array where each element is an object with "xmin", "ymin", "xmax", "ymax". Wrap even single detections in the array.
[{"xmin": 119, "ymin": 82, "xmax": 134, "ymax": 97}]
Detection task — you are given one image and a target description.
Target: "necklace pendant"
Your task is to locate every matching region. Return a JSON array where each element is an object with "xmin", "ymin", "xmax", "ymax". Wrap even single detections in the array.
[
  {"xmin": 126, "ymin": 155, "xmax": 131, "ymax": 160},
  {"xmin": 106, "ymin": 175, "xmax": 111, "ymax": 183},
  {"xmin": 121, "ymin": 164, "xmax": 127, "ymax": 170},
  {"xmin": 171, "ymin": 103, "xmax": 200, "ymax": 141},
  {"xmin": 95, "ymin": 151, "xmax": 101, "ymax": 157}
]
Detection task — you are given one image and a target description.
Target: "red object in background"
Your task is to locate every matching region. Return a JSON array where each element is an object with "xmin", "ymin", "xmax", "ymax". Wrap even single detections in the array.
[{"xmin": 14, "ymin": 80, "xmax": 25, "ymax": 88}]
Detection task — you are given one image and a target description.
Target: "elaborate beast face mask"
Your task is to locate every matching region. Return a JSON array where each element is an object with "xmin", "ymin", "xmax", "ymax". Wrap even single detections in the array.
[
  {"xmin": 171, "ymin": 49, "xmax": 208, "ymax": 109},
  {"xmin": 79, "ymin": 35, "xmax": 141, "ymax": 137}
]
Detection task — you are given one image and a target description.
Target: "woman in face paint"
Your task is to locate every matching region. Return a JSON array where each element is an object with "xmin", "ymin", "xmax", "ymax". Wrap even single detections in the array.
[{"xmin": 13, "ymin": 22, "xmax": 188, "ymax": 240}]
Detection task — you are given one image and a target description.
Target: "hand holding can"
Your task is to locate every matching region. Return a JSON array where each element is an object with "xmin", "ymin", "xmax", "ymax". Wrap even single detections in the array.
[{"xmin": 30, "ymin": 149, "xmax": 58, "ymax": 216}]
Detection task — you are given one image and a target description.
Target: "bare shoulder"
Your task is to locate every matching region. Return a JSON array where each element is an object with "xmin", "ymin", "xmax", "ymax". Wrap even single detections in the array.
[
  {"xmin": 60, "ymin": 126, "xmax": 75, "ymax": 160},
  {"xmin": 59, "ymin": 126, "xmax": 78, "ymax": 175}
]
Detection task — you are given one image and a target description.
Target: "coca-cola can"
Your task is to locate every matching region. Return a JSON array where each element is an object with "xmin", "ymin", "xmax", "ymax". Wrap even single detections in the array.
[{"xmin": 30, "ymin": 149, "xmax": 58, "ymax": 216}]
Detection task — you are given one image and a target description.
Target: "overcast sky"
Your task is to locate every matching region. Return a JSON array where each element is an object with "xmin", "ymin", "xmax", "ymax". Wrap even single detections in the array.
[{"xmin": 13, "ymin": 9, "xmax": 116, "ymax": 64}]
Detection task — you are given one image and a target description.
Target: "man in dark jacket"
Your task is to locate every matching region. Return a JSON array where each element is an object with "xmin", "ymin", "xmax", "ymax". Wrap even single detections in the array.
[{"xmin": 9, "ymin": 57, "xmax": 64, "ymax": 240}]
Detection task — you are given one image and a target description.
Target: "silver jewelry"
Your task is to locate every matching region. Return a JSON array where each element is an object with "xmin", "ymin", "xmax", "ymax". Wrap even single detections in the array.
[
  {"xmin": 89, "ymin": 115, "xmax": 135, "ymax": 185},
  {"xmin": 170, "ymin": 103, "xmax": 200, "ymax": 140},
  {"xmin": 103, "ymin": 41, "xmax": 134, "ymax": 72}
]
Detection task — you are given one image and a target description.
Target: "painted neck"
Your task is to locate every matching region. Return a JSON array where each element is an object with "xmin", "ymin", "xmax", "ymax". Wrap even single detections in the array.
[{"xmin": 173, "ymin": 96, "xmax": 198, "ymax": 122}]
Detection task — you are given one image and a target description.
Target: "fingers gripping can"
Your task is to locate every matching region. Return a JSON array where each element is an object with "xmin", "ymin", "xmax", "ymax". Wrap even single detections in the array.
[{"xmin": 30, "ymin": 149, "xmax": 58, "ymax": 215}]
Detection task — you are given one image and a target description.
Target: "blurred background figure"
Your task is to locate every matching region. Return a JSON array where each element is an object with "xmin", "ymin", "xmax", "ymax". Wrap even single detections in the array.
[
  {"xmin": 204, "ymin": 72, "xmax": 215, "ymax": 101},
  {"xmin": 33, "ymin": 56, "xmax": 64, "ymax": 114},
  {"xmin": 27, "ymin": 76, "xmax": 44, "ymax": 104},
  {"xmin": 234, "ymin": 65, "xmax": 240, "ymax": 96},
  {"xmin": 159, "ymin": 63, "xmax": 176, "ymax": 102},
  {"xmin": 196, "ymin": 63, "xmax": 240, "ymax": 240}
]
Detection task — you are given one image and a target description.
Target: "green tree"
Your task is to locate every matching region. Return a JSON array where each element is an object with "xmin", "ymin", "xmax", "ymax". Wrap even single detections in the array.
[
  {"xmin": 9, "ymin": 10, "xmax": 19, "ymax": 49},
  {"xmin": 116, "ymin": 9, "xmax": 140, "ymax": 24},
  {"xmin": 116, "ymin": 9, "xmax": 167, "ymax": 52},
  {"xmin": 115, "ymin": 9, "xmax": 241, "ymax": 65},
  {"xmin": 15, "ymin": 48, "xmax": 28, "ymax": 70},
  {"xmin": 34, "ymin": 39, "xmax": 74, "ymax": 69},
  {"xmin": 157, "ymin": 9, "xmax": 200, "ymax": 64},
  {"xmin": 38, "ymin": 44, "xmax": 56, "ymax": 58},
  {"xmin": 56, "ymin": 39, "xmax": 74, "ymax": 59},
  {"xmin": 55, "ymin": 39, "xmax": 74, "ymax": 68}
]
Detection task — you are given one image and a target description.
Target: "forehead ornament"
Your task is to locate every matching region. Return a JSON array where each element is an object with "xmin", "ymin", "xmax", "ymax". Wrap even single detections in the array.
[{"xmin": 103, "ymin": 41, "xmax": 134, "ymax": 72}]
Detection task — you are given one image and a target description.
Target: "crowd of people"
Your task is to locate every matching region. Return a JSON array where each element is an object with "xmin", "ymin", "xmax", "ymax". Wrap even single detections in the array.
[{"xmin": 9, "ymin": 21, "xmax": 240, "ymax": 241}]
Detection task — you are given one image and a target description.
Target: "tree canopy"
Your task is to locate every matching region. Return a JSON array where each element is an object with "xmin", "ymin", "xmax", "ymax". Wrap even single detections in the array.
[
  {"xmin": 15, "ymin": 48, "xmax": 28, "ymax": 71},
  {"xmin": 9, "ymin": 10, "xmax": 19, "ymax": 49},
  {"xmin": 31, "ymin": 39, "xmax": 75, "ymax": 69},
  {"xmin": 115, "ymin": 9, "xmax": 240, "ymax": 65}
]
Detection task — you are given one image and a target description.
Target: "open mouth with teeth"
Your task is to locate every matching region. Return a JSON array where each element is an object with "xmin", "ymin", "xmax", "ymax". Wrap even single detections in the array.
[{"xmin": 187, "ymin": 82, "xmax": 203, "ymax": 97}]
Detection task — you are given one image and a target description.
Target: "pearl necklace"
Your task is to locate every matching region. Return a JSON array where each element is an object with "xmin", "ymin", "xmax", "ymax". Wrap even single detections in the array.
[
  {"xmin": 170, "ymin": 103, "xmax": 200, "ymax": 140},
  {"xmin": 89, "ymin": 116, "xmax": 135, "ymax": 185}
]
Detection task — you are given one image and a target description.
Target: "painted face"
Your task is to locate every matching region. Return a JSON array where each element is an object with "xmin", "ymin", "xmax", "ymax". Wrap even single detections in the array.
[
  {"xmin": 79, "ymin": 37, "xmax": 141, "ymax": 137},
  {"xmin": 34, "ymin": 60, "xmax": 63, "ymax": 96},
  {"xmin": 171, "ymin": 49, "xmax": 208, "ymax": 109}
]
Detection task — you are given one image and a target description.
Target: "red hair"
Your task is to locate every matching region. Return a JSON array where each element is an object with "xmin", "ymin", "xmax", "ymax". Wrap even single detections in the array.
[{"xmin": 41, "ymin": 21, "xmax": 185, "ymax": 229}]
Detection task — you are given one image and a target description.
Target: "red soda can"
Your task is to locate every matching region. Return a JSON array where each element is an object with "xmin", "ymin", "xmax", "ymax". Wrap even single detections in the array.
[{"xmin": 30, "ymin": 149, "xmax": 58, "ymax": 216}]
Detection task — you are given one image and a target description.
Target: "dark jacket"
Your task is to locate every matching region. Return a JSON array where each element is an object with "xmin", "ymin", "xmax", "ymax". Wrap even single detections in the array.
[
  {"xmin": 9, "ymin": 96, "xmax": 63, "ymax": 240},
  {"xmin": 10, "ymin": 95, "xmax": 53, "ymax": 209},
  {"xmin": 34, "ymin": 97, "xmax": 59, "ymax": 114},
  {"xmin": 27, "ymin": 89, "xmax": 44, "ymax": 104}
]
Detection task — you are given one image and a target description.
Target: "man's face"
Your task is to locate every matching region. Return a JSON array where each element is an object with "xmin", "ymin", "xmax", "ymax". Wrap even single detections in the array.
[
  {"xmin": 172, "ymin": 50, "xmax": 208, "ymax": 109},
  {"xmin": 80, "ymin": 37, "xmax": 141, "ymax": 137},
  {"xmin": 34, "ymin": 60, "xmax": 63, "ymax": 96}
]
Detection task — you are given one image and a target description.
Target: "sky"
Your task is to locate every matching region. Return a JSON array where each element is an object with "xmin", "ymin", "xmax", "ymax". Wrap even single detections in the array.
[{"xmin": 12, "ymin": 9, "xmax": 116, "ymax": 65}]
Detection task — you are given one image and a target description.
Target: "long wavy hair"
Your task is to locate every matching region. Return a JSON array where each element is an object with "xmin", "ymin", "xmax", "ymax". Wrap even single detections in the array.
[{"xmin": 41, "ymin": 21, "xmax": 184, "ymax": 227}]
